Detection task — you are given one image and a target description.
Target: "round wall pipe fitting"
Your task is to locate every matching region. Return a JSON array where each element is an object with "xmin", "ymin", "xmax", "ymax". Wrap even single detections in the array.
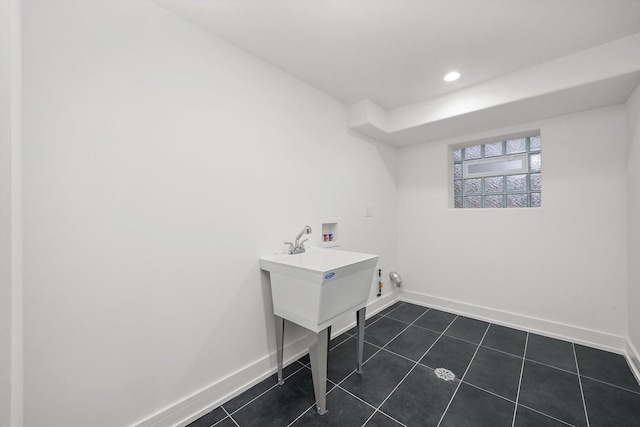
[{"xmin": 389, "ymin": 271, "xmax": 402, "ymax": 287}]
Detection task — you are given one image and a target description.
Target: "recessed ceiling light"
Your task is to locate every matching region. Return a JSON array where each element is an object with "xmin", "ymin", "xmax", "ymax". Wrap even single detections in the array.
[{"xmin": 444, "ymin": 71, "xmax": 460, "ymax": 82}]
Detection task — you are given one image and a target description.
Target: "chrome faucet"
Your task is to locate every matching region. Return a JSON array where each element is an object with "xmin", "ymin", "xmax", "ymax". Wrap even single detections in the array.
[{"xmin": 284, "ymin": 225, "xmax": 312, "ymax": 254}]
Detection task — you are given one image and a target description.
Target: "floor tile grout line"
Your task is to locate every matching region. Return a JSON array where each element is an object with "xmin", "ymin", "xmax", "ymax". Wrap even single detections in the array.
[
  {"xmin": 332, "ymin": 383, "xmax": 388, "ymax": 422},
  {"xmin": 383, "ymin": 307, "xmax": 431, "ymax": 325},
  {"xmin": 578, "ymin": 373, "xmax": 640, "ymax": 395},
  {"xmin": 377, "ymin": 302, "xmax": 406, "ymax": 318},
  {"xmin": 436, "ymin": 323, "xmax": 491, "ymax": 427},
  {"xmin": 521, "ymin": 354, "xmax": 640, "ymax": 395},
  {"xmin": 440, "ymin": 330, "xmax": 486, "ymax": 347},
  {"xmin": 372, "ymin": 409, "xmax": 409, "ymax": 427},
  {"xmin": 517, "ymin": 403, "xmax": 576, "ymax": 427},
  {"xmin": 511, "ymin": 332, "xmax": 529, "ymax": 427},
  {"xmin": 220, "ymin": 407, "xmax": 240, "ymax": 427},
  {"xmin": 480, "ymin": 343, "xmax": 525, "ymax": 359},
  {"xmin": 379, "ymin": 346, "xmax": 427, "ymax": 365},
  {"xmin": 328, "ymin": 334, "xmax": 356, "ymax": 352},
  {"xmin": 524, "ymin": 356, "xmax": 580, "ymax": 376},
  {"xmin": 462, "ymin": 380, "xmax": 516, "ymax": 404},
  {"xmin": 361, "ymin": 314, "xmax": 459, "ymax": 427},
  {"xmin": 410, "ymin": 320, "xmax": 488, "ymax": 347},
  {"xmin": 324, "ymin": 379, "xmax": 409, "ymax": 426},
  {"xmin": 285, "ymin": 402, "xmax": 316, "ymax": 427},
  {"xmin": 364, "ymin": 409, "xmax": 409, "ymax": 427},
  {"xmin": 334, "ymin": 383, "xmax": 378, "ymax": 410},
  {"xmin": 573, "ymin": 343, "xmax": 591, "ymax": 427}
]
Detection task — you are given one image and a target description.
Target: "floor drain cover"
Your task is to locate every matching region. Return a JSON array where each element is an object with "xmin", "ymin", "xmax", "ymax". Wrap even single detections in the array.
[{"xmin": 434, "ymin": 368, "xmax": 455, "ymax": 381}]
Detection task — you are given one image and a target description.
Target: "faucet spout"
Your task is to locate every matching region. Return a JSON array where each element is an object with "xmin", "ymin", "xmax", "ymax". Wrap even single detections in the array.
[
  {"xmin": 290, "ymin": 225, "xmax": 312, "ymax": 254},
  {"xmin": 295, "ymin": 225, "xmax": 312, "ymax": 245}
]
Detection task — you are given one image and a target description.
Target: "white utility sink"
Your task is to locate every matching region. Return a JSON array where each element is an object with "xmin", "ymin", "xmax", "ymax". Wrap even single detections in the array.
[
  {"xmin": 260, "ymin": 246, "xmax": 378, "ymax": 415},
  {"xmin": 260, "ymin": 248, "xmax": 379, "ymax": 332}
]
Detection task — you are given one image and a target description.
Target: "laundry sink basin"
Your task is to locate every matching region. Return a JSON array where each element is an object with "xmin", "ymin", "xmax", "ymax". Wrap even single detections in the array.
[{"xmin": 260, "ymin": 248, "xmax": 379, "ymax": 332}]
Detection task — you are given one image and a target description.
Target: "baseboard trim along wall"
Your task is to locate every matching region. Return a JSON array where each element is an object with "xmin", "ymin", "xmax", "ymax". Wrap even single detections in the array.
[
  {"xmin": 134, "ymin": 331, "xmax": 311, "ymax": 427},
  {"xmin": 135, "ymin": 292, "xmax": 398, "ymax": 427},
  {"xmin": 400, "ymin": 291, "xmax": 628, "ymax": 354},
  {"xmin": 626, "ymin": 339, "xmax": 640, "ymax": 386}
]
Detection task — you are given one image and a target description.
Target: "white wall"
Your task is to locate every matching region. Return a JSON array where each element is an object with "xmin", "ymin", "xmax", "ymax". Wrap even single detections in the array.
[
  {"xmin": 627, "ymin": 83, "xmax": 640, "ymax": 361},
  {"xmin": 398, "ymin": 106, "xmax": 628, "ymax": 342},
  {"xmin": 0, "ymin": 1, "xmax": 23, "ymax": 426},
  {"xmin": 21, "ymin": 1, "xmax": 398, "ymax": 426}
]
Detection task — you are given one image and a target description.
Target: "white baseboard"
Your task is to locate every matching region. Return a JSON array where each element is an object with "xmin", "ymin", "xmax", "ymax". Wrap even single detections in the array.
[
  {"xmin": 134, "ymin": 332, "xmax": 311, "ymax": 427},
  {"xmin": 625, "ymin": 339, "xmax": 640, "ymax": 385},
  {"xmin": 134, "ymin": 292, "xmax": 399, "ymax": 427},
  {"xmin": 400, "ymin": 290, "xmax": 628, "ymax": 354}
]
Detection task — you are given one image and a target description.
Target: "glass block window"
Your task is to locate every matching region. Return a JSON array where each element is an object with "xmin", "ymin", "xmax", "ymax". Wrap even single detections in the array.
[{"xmin": 453, "ymin": 135, "xmax": 541, "ymax": 208}]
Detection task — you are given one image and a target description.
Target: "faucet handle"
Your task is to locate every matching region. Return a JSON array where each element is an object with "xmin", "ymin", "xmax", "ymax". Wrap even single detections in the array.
[
  {"xmin": 299, "ymin": 239, "xmax": 308, "ymax": 249},
  {"xmin": 284, "ymin": 242, "xmax": 294, "ymax": 254}
]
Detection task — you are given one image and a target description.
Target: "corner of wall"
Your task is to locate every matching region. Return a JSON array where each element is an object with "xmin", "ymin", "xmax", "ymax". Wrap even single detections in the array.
[
  {"xmin": 625, "ymin": 339, "xmax": 640, "ymax": 387},
  {"xmin": 626, "ymin": 81, "xmax": 640, "ymax": 368},
  {"xmin": 0, "ymin": 1, "xmax": 23, "ymax": 426}
]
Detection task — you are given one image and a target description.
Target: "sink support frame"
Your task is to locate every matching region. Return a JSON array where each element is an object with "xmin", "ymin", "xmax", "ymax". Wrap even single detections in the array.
[
  {"xmin": 308, "ymin": 328, "xmax": 329, "ymax": 415},
  {"xmin": 275, "ymin": 315, "xmax": 285, "ymax": 386},
  {"xmin": 275, "ymin": 307, "xmax": 367, "ymax": 415}
]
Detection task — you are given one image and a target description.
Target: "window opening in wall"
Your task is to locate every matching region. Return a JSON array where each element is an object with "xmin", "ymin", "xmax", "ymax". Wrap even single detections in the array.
[{"xmin": 453, "ymin": 135, "xmax": 541, "ymax": 208}]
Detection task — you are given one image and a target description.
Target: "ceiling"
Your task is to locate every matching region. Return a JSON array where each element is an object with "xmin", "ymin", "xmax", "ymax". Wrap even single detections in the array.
[{"xmin": 157, "ymin": 0, "xmax": 640, "ymax": 111}]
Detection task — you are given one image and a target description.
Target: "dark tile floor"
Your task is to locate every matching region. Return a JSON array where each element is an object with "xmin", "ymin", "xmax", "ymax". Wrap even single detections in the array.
[{"xmin": 188, "ymin": 302, "xmax": 640, "ymax": 427}]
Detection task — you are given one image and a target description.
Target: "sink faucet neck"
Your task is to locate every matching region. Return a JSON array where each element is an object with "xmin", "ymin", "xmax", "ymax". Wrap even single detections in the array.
[{"xmin": 289, "ymin": 225, "xmax": 312, "ymax": 254}]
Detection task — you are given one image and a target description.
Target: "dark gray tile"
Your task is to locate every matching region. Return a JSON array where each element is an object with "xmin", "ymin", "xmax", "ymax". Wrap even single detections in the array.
[
  {"xmin": 378, "ymin": 302, "xmax": 405, "ymax": 316},
  {"xmin": 514, "ymin": 405, "xmax": 567, "ymax": 427},
  {"xmin": 440, "ymin": 383, "xmax": 514, "ymax": 427},
  {"xmin": 482, "ymin": 324, "xmax": 527, "ymax": 357},
  {"xmin": 575, "ymin": 344, "xmax": 640, "ymax": 392},
  {"xmin": 385, "ymin": 303, "xmax": 428, "ymax": 324},
  {"xmin": 419, "ymin": 335, "xmax": 478, "ymax": 379},
  {"xmin": 445, "ymin": 316, "xmax": 489, "ymax": 344},
  {"xmin": 381, "ymin": 364, "xmax": 458, "ymax": 427},
  {"xmin": 291, "ymin": 387, "xmax": 375, "ymax": 426},
  {"xmin": 231, "ymin": 368, "xmax": 316, "ymax": 426},
  {"xmin": 518, "ymin": 361, "xmax": 586, "ymax": 426},
  {"xmin": 581, "ymin": 376, "xmax": 640, "ymax": 426},
  {"xmin": 363, "ymin": 316, "xmax": 408, "ymax": 347},
  {"xmin": 525, "ymin": 334, "xmax": 576, "ymax": 373},
  {"xmin": 414, "ymin": 309, "xmax": 456, "ymax": 333},
  {"xmin": 186, "ymin": 407, "xmax": 226, "ymax": 427},
  {"xmin": 327, "ymin": 337, "xmax": 378, "ymax": 383},
  {"xmin": 328, "ymin": 332, "xmax": 352, "ymax": 350},
  {"xmin": 223, "ymin": 363, "xmax": 301, "ymax": 413},
  {"xmin": 297, "ymin": 354, "xmax": 310, "ymax": 365},
  {"xmin": 464, "ymin": 346, "xmax": 523, "ymax": 400},
  {"xmin": 340, "ymin": 350, "xmax": 414, "ymax": 407},
  {"xmin": 365, "ymin": 411, "xmax": 404, "ymax": 426},
  {"xmin": 386, "ymin": 325, "xmax": 439, "ymax": 362}
]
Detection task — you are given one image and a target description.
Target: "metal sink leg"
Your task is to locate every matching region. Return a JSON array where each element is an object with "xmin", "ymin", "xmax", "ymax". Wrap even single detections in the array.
[
  {"xmin": 275, "ymin": 315, "xmax": 285, "ymax": 385},
  {"xmin": 308, "ymin": 327, "xmax": 329, "ymax": 415},
  {"xmin": 356, "ymin": 307, "xmax": 366, "ymax": 374}
]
